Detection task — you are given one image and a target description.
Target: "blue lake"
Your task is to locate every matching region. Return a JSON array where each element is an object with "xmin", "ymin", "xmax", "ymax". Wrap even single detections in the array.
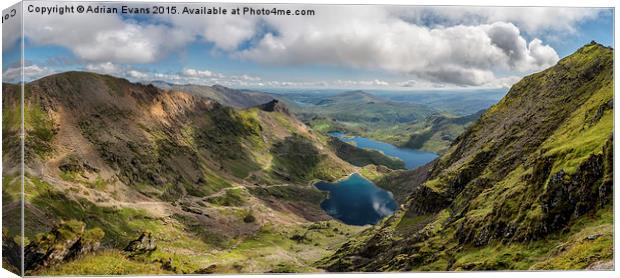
[
  {"xmin": 328, "ymin": 131, "xmax": 438, "ymax": 169},
  {"xmin": 315, "ymin": 132, "xmax": 438, "ymax": 225},
  {"xmin": 315, "ymin": 173, "xmax": 398, "ymax": 226}
]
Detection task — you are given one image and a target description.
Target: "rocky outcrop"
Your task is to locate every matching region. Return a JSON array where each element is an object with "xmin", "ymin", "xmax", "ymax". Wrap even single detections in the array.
[
  {"xmin": 540, "ymin": 152, "xmax": 611, "ymax": 234},
  {"xmin": 586, "ymin": 260, "xmax": 614, "ymax": 270},
  {"xmin": 24, "ymin": 220, "xmax": 104, "ymax": 271},
  {"xmin": 124, "ymin": 231, "xmax": 157, "ymax": 257},
  {"xmin": 257, "ymin": 99, "xmax": 290, "ymax": 115},
  {"xmin": 2, "ymin": 229, "xmax": 21, "ymax": 275}
]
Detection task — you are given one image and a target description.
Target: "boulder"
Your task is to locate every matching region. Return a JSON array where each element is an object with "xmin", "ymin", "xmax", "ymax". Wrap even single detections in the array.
[
  {"xmin": 194, "ymin": 264, "xmax": 218, "ymax": 274},
  {"xmin": 124, "ymin": 231, "xmax": 157, "ymax": 256}
]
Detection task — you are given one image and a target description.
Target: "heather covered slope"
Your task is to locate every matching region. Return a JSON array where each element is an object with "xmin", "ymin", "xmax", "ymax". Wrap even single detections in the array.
[
  {"xmin": 2, "ymin": 71, "xmax": 374, "ymax": 274},
  {"xmin": 321, "ymin": 42, "xmax": 614, "ymax": 271}
]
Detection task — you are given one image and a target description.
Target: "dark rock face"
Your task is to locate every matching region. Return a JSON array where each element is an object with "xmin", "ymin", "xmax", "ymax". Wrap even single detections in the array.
[
  {"xmin": 2, "ymin": 229, "xmax": 21, "ymax": 275},
  {"xmin": 24, "ymin": 220, "xmax": 104, "ymax": 271},
  {"xmin": 124, "ymin": 231, "xmax": 157, "ymax": 256},
  {"xmin": 58, "ymin": 154, "xmax": 100, "ymax": 175},
  {"xmin": 257, "ymin": 99, "xmax": 290, "ymax": 115},
  {"xmin": 540, "ymin": 136, "xmax": 613, "ymax": 234}
]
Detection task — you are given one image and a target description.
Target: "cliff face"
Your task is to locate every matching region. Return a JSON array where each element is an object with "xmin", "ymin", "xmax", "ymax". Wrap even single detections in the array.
[{"xmin": 322, "ymin": 42, "xmax": 614, "ymax": 271}]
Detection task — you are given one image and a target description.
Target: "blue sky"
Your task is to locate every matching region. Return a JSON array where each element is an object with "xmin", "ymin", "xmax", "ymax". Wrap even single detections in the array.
[
  {"xmin": 2, "ymin": 4, "xmax": 614, "ymax": 90},
  {"xmin": 549, "ymin": 11, "xmax": 614, "ymax": 57}
]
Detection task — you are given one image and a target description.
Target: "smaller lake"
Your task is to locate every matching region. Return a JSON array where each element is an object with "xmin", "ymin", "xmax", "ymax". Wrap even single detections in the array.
[
  {"xmin": 315, "ymin": 173, "xmax": 398, "ymax": 226},
  {"xmin": 328, "ymin": 131, "xmax": 438, "ymax": 170}
]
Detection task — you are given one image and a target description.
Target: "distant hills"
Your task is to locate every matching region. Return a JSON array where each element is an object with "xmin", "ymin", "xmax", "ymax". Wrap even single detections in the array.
[
  {"xmin": 294, "ymin": 90, "xmax": 436, "ymax": 124},
  {"xmin": 149, "ymin": 81, "xmax": 275, "ymax": 108}
]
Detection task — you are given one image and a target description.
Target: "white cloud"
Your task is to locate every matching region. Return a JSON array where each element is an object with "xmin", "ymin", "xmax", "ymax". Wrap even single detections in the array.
[
  {"xmin": 81, "ymin": 64, "xmax": 267, "ymax": 87},
  {"xmin": 527, "ymin": 39, "xmax": 561, "ymax": 70},
  {"xmin": 182, "ymin": 68, "xmax": 216, "ymax": 78},
  {"xmin": 334, "ymin": 79, "xmax": 390, "ymax": 87},
  {"xmin": 239, "ymin": 7, "xmax": 560, "ymax": 86},
  {"xmin": 85, "ymin": 62, "xmax": 122, "ymax": 75},
  {"xmin": 84, "ymin": 62, "xmax": 151, "ymax": 81},
  {"xmin": 161, "ymin": 7, "xmax": 259, "ymax": 51},
  {"xmin": 239, "ymin": 74, "xmax": 261, "ymax": 81},
  {"xmin": 201, "ymin": 16, "xmax": 258, "ymax": 51},
  {"xmin": 24, "ymin": 10, "xmax": 193, "ymax": 64},
  {"xmin": 2, "ymin": 64, "xmax": 51, "ymax": 82},
  {"xmin": 127, "ymin": 70, "xmax": 149, "ymax": 79},
  {"xmin": 394, "ymin": 6, "xmax": 605, "ymax": 34}
]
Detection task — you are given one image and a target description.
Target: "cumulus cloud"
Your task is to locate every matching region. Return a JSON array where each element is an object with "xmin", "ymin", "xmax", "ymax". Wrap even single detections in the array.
[
  {"xmin": 127, "ymin": 69, "xmax": 149, "ymax": 79},
  {"xmin": 182, "ymin": 68, "xmax": 217, "ymax": 78},
  {"xmin": 84, "ymin": 62, "xmax": 152, "ymax": 81},
  {"xmin": 24, "ymin": 7, "xmax": 193, "ymax": 64},
  {"xmin": 160, "ymin": 6, "xmax": 259, "ymax": 51},
  {"xmin": 240, "ymin": 7, "xmax": 559, "ymax": 86},
  {"xmin": 80, "ymin": 64, "xmax": 269, "ymax": 87},
  {"xmin": 395, "ymin": 7, "xmax": 605, "ymax": 34},
  {"xmin": 203, "ymin": 17, "xmax": 257, "ymax": 50},
  {"xmin": 85, "ymin": 62, "xmax": 122, "ymax": 75}
]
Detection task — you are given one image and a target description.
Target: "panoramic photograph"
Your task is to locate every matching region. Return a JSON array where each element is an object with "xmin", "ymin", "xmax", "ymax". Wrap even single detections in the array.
[{"xmin": 1, "ymin": 1, "xmax": 615, "ymax": 275}]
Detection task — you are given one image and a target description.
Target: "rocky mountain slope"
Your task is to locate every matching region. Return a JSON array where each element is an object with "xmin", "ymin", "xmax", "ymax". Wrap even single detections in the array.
[
  {"xmin": 2, "ymin": 71, "xmax": 374, "ymax": 274},
  {"xmin": 321, "ymin": 42, "xmax": 614, "ymax": 271}
]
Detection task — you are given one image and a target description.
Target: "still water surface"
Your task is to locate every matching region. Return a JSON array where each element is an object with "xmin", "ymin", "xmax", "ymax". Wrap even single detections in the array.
[
  {"xmin": 315, "ymin": 173, "xmax": 398, "ymax": 226},
  {"xmin": 328, "ymin": 131, "xmax": 438, "ymax": 169}
]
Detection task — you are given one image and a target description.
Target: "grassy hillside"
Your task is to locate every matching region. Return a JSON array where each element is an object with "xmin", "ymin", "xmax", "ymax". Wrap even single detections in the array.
[
  {"xmin": 401, "ymin": 110, "xmax": 484, "ymax": 153},
  {"xmin": 321, "ymin": 42, "xmax": 614, "ymax": 271}
]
